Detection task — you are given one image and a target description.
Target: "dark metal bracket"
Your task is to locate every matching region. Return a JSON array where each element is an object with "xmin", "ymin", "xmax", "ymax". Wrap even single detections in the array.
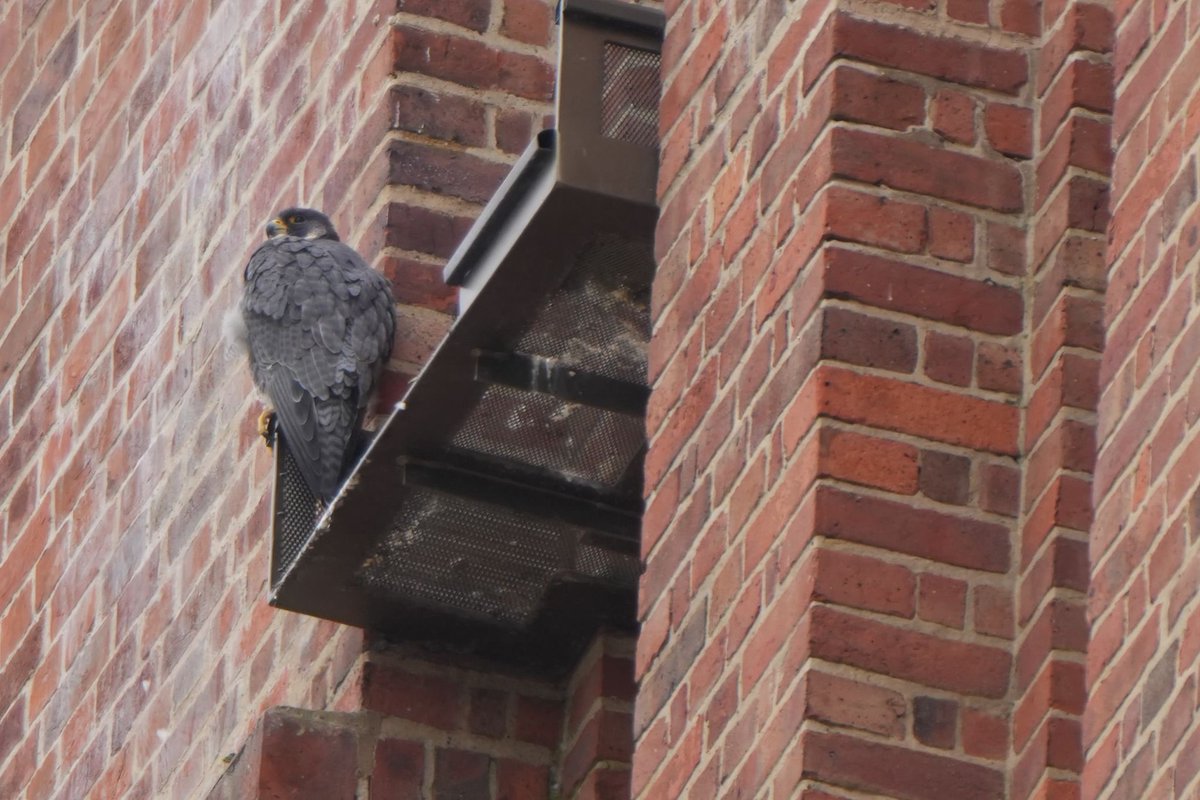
[
  {"xmin": 399, "ymin": 459, "xmax": 641, "ymax": 546},
  {"xmin": 474, "ymin": 350, "xmax": 649, "ymax": 416}
]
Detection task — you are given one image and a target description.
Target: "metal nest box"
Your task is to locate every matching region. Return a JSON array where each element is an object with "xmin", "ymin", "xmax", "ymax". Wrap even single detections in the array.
[{"xmin": 267, "ymin": 0, "xmax": 663, "ymax": 674}]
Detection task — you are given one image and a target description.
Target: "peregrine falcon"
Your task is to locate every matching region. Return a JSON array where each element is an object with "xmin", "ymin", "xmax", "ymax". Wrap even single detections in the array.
[{"xmin": 236, "ymin": 207, "xmax": 396, "ymax": 502}]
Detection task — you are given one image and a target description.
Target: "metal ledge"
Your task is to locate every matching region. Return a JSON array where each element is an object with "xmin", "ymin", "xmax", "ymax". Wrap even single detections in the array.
[{"xmin": 268, "ymin": 0, "xmax": 662, "ymax": 675}]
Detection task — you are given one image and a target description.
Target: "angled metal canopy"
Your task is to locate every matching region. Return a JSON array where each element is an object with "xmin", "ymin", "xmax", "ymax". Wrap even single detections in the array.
[{"xmin": 266, "ymin": 0, "xmax": 663, "ymax": 674}]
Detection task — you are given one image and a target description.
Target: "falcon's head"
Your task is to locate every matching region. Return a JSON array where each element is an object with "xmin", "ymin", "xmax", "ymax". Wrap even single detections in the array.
[{"xmin": 266, "ymin": 207, "xmax": 340, "ymax": 241}]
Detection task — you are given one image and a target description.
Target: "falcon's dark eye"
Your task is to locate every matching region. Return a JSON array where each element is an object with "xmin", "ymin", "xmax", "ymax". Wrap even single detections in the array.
[{"xmin": 288, "ymin": 215, "xmax": 301, "ymax": 224}]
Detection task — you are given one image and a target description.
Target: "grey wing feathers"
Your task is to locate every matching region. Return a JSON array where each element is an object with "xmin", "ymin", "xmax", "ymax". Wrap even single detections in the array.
[{"xmin": 242, "ymin": 237, "xmax": 395, "ymax": 501}]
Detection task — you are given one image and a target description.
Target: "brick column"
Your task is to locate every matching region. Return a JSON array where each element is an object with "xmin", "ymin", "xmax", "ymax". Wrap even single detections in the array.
[
  {"xmin": 636, "ymin": 0, "xmax": 1084, "ymax": 796},
  {"xmin": 559, "ymin": 636, "xmax": 637, "ymax": 799},
  {"xmin": 1018, "ymin": 0, "xmax": 1111, "ymax": 798}
]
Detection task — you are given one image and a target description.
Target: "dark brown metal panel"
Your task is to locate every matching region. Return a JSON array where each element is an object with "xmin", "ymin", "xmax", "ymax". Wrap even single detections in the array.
[{"xmin": 557, "ymin": 1, "xmax": 662, "ymax": 205}]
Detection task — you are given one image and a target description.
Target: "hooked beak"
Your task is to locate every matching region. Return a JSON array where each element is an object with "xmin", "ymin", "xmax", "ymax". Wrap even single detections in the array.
[{"xmin": 266, "ymin": 218, "xmax": 286, "ymax": 238}]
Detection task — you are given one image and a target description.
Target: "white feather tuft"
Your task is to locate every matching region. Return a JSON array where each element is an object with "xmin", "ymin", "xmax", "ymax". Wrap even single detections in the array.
[{"xmin": 222, "ymin": 308, "xmax": 249, "ymax": 357}]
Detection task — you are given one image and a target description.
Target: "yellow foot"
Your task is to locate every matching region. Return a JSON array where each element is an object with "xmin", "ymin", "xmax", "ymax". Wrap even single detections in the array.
[{"xmin": 257, "ymin": 409, "xmax": 277, "ymax": 448}]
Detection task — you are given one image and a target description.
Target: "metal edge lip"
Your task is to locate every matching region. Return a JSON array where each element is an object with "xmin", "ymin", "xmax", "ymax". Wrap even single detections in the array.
[
  {"xmin": 562, "ymin": 0, "xmax": 666, "ymax": 35},
  {"xmin": 442, "ymin": 131, "xmax": 558, "ymax": 287}
]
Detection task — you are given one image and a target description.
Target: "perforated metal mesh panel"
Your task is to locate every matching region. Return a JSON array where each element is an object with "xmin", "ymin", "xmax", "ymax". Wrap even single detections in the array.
[
  {"xmin": 272, "ymin": 436, "xmax": 323, "ymax": 585},
  {"xmin": 355, "ymin": 486, "xmax": 639, "ymax": 627},
  {"xmin": 446, "ymin": 235, "xmax": 652, "ymax": 488},
  {"xmin": 601, "ymin": 42, "xmax": 660, "ymax": 148},
  {"xmin": 514, "ymin": 234, "xmax": 651, "ymax": 384},
  {"xmin": 448, "ymin": 385, "xmax": 644, "ymax": 487},
  {"xmin": 576, "ymin": 542, "xmax": 641, "ymax": 583}
]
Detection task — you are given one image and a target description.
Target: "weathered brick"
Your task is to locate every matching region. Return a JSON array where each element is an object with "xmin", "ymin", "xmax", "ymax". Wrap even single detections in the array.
[
  {"xmin": 824, "ymin": 186, "xmax": 928, "ymax": 253},
  {"xmin": 919, "ymin": 450, "xmax": 971, "ymax": 505},
  {"xmin": 816, "ymin": 485, "xmax": 1010, "ymax": 572},
  {"xmin": 811, "ymin": 606, "xmax": 1011, "ymax": 698},
  {"xmin": 361, "ymin": 664, "xmax": 466, "ymax": 732},
  {"xmin": 985, "ymin": 102, "xmax": 1034, "ymax": 158},
  {"xmin": 913, "ymin": 696, "xmax": 958, "ymax": 749},
  {"xmin": 819, "ymin": 426, "xmax": 919, "ymax": 494},
  {"xmin": 393, "ymin": 26, "xmax": 553, "ymax": 101},
  {"xmin": 932, "ymin": 90, "xmax": 977, "ymax": 145},
  {"xmin": 258, "ymin": 710, "xmax": 358, "ymax": 800},
  {"xmin": 371, "ymin": 738, "xmax": 425, "ymax": 797},
  {"xmin": 399, "ymin": 0, "xmax": 491, "ymax": 32},
  {"xmin": 660, "ymin": 5, "xmax": 729, "ymax": 130},
  {"xmin": 924, "ymin": 331, "xmax": 974, "ymax": 387},
  {"xmin": 829, "ymin": 66, "xmax": 926, "ymax": 131},
  {"xmin": 433, "ymin": 748, "xmax": 492, "ymax": 799},
  {"xmin": 1000, "ymin": 0, "xmax": 1039, "ymax": 35},
  {"xmin": 560, "ymin": 708, "xmax": 633, "ymax": 797},
  {"xmin": 986, "ymin": 220, "xmax": 1027, "ymax": 276},
  {"xmin": 821, "ymin": 306, "xmax": 919, "ymax": 373},
  {"xmin": 963, "ymin": 708, "xmax": 1009, "ymax": 760},
  {"xmin": 824, "ymin": 247, "xmax": 1023, "ymax": 335},
  {"xmin": 390, "ymin": 84, "xmax": 489, "ymax": 146},
  {"xmin": 389, "ymin": 139, "xmax": 510, "ymax": 205},
  {"xmin": 10, "ymin": 23, "xmax": 78, "ymax": 154},
  {"xmin": 928, "ymin": 207, "xmax": 975, "ymax": 263},
  {"xmin": 814, "ymin": 548, "xmax": 916, "ymax": 617},
  {"xmin": 804, "ymin": 730, "xmax": 1005, "ymax": 797},
  {"xmin": 501, "ymin": 0, "xmax": 554, "ymax": 44},
  {"xmin": 948, "ymin": 0, "xmax": 989, "ymax": 21},
  {"xmin": 818, "ymin": 366, "xmax": 1020, "ymax": 456},
  {"xmin": 804, "ymin": 670, "xmax": 907, "ymax": 738},
  {"xmin": 918, "ymin": 573, "xmax": 968, "ymax": 629},
  {"xmin": 805, "ymin": 13, "xmax": 1029, "ymax": 94},
  {"xmin": 831, "ymin": 127, "xmax": 1025, "ymax": 212},
  {"xmin": 514, "ymin": 693, "xmax": 564, "ymax": 749},
  {"xmin": 977, "ymin": 341, "xmax": 1023, "ymax": 394}
]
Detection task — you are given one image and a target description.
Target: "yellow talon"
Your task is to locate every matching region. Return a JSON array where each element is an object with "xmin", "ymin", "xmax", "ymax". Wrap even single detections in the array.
[{"xmin": 257, "ymin": 409, "xmax": 277, "ymax": 448}]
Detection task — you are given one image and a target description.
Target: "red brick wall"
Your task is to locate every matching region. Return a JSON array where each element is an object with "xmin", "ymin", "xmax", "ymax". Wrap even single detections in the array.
[
  {"xmin": 203, "ymin": 633, "xmax": 635, "ymax": 799},
  {"xmin": 383, "ymin": 0, "xmax": 557, "ymax": 390},
  {"xmin": 12, "ymin": 0, "xmax": 1200, "ymax": 795},
  {"xmin": 1086, "ymin": 0, "xmax": 1200, "ymax": 789},
  {"xmin": 0, "ymin": 1, "xmax": 580, "ymax": 798},
  {"xmin": 638, "ymin": 0, "xmax": 1111, "ymax": 797}
]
